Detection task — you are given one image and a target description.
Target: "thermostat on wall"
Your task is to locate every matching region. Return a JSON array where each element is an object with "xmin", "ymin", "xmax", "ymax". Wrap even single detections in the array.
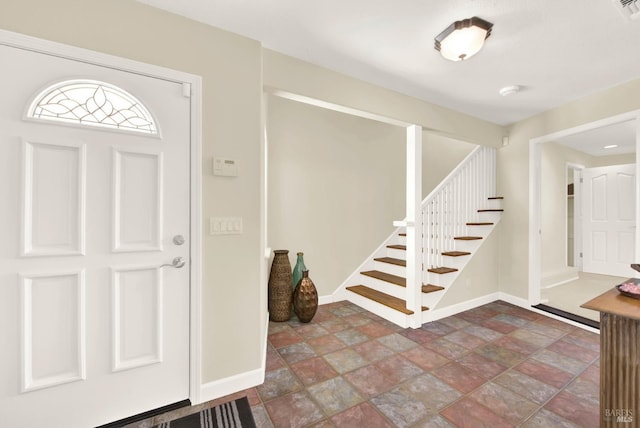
[{"xmin": 213, "ymin": 158, "xmax": 238, "ymax": 176}]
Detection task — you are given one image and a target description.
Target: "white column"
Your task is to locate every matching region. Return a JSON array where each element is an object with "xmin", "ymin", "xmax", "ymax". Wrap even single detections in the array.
[{"xmin": 406, "ymin": 125, "xmax": 422, "ymax": 328}]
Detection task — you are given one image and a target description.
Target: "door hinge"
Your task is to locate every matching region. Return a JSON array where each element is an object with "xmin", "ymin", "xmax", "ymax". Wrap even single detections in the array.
[
  {"xmin": 580, "ymin": 252, "xmax": 583, "ymax": 258},
  {"xmin": 182, "ymin": 82, "xmax": 191, "ymax": 98},
  {"xmin": 580, "ymin": 178, "xmax": 583, "ymax": 183}
]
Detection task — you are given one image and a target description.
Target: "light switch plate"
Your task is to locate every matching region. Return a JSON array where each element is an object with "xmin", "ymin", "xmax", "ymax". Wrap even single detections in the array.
[{"xmin": 210, "ymin": 217, "xmax": 243, "ymax": 235}]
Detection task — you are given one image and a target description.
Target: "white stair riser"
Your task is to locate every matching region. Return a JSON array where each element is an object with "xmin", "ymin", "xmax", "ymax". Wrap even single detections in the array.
[
  {"xmin": 478, "ymin": 211, "xmax": 502, "ymax": 223},
  {"xmin": 397, "ymin": 235, "xmax": 406, "ymax": 246},
  {"xmin": 374, "ymin": 261, "xmax": 406, "ymax": 277},
  {"xmin": 346, "ymin": 291, "xmax": 410, "ymax": 328},
  {"xmin": 359, "ymin": 275, "xmax": 406, "ymax": 299},
  {"xmin": 486, "ymin": 199, "xmax": 503, "ymax": 210},
  {"xmin": 427, "ymin": 271, "xmax": 458, "ymax": 288},
  {"xmin": 442, "ymin": 255, "xmax": 470, "ymax": 270},
  {"xmin": 422, "ymin": 292, "xmax": 444, "ymax": 308},
  {"xmin": 453, "ymin": 239, "xmax": 483, "ymax": 253},
  {"xmin": 465, "ymin": 226, "xmax": 493, "ymax": 237},
  {"xmin": 386, "ymin": 247, "xmax": 407, "ymax": 259}
]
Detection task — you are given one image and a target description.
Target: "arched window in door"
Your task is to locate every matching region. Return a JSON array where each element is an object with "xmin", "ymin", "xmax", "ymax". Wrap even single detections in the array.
[{"xmin": 27, "ymin": 79, "xmax": 158, "ymax": 135}]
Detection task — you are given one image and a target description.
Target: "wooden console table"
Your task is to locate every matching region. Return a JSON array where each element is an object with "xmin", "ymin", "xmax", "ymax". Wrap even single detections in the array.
[{"xmin": 582, "ymin": 287, "xmax": 640, "ymax": 427}]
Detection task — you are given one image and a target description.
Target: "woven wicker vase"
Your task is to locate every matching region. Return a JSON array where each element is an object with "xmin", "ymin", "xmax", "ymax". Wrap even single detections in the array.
[
  {"xmin": 293, "ymin": 270, "xmax": 318, "ymax": 323},
  {"xmin": 268, "ymin": 250, "xmax": 292, "ymax": 322}
]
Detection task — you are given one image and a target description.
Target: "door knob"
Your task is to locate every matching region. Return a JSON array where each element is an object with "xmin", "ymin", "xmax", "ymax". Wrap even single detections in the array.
[
  {"xmin": 160, "ymin": 256, "xmax": 186, "ymax": 269},
  {"xmin": 173, "ymin": 235, "xmax": 186, "ymax": 245}
]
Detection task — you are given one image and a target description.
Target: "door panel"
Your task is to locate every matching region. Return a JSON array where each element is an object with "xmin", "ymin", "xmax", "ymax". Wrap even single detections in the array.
[
  {"xmin": 21, "ymin": 270, "xmax": 85, "ymax": 392},
  {"xmin": 113, "ymin": 148, "xmax": 163, "ymax": 252},
  {"xmin": 112, "ymin": 265, "xmax": 162, "ymax": 371},
  {"xmin": 22, "ymin": 140, "xmax": 85, "ymax": 256},
  {"xmin": 0, "ymin": 43, "xmax": 190, "ymax": 428},
  {"xmin": 582, "ymin": 164, "xmax": 636, "ymax": 277}
]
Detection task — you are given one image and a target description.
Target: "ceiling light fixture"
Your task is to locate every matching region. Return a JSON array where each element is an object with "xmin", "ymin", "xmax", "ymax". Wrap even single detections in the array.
[
  {"xmin": 434, "ymin": 16, "xmax": 493, "ymax": 61},
  {"xmin": 604, "ymin": 144, "xmax": 618, "ymax": 149},
  {"xmin": 499, "ymin": 85, "xmax": 521, "ymax": 97}
]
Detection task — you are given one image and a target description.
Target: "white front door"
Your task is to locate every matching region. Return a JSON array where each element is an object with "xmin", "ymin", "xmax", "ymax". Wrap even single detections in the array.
[
  {"xmin": 0, "ymin": 44, "xmax": 191, "ymax": 428},
  {"xmin": 582, "ymin": 164, "xmax": 636, "ymax": 277}
]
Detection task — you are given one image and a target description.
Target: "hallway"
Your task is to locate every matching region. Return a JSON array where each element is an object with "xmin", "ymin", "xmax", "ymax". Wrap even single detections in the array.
[{"xmin": 542, "ymin": 272, "xmax": 627, "ymax": 322}]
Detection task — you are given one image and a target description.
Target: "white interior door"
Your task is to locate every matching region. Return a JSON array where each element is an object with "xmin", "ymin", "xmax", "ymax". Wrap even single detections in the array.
[
  {"xmin": 0, "ymin": 44, "xmax": 191, "ymax": 428},
  {"xmin": 582, "ymin": 164, "xmax": 636, "ymax": 277}
]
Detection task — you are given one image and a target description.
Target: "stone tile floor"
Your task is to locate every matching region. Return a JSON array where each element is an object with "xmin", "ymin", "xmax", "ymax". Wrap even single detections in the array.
[{"xmin": 130, "ymin": 300, "xmax": 601, "ymax": 427}]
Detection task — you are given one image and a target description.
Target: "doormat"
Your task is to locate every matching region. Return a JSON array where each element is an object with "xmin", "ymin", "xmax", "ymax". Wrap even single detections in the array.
[
  {"xmin": 532, "ymin": 303, "xmax": 600, "ymax": 329},
  {"xmin": 153, "ymin": 396, "xmax": 256, "ymax": 428}
]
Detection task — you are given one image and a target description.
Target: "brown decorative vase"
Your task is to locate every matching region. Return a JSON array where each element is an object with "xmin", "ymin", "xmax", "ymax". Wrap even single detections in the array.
[
  {"xmin": 268, "ymin": 250, "xmax": 292, "ymax": 322},
  {"xmin": 293, "ymin": 270, "xmax": 318, "ymax": 323}
]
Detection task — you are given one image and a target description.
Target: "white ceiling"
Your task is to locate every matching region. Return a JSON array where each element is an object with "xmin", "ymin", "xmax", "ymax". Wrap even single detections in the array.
[
  {"xmin": 555, "ymin": 119, "xmax": 637, "ymax": 157},
  {"xmin": 136, "ymin": 0, "xmax": 640, "ymax": 126}
]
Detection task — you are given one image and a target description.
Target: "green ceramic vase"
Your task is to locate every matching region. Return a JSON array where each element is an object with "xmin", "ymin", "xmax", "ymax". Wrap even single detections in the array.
[{"xmin": 292, "ymin": 252, "xmax": 306, "ymax": 291}]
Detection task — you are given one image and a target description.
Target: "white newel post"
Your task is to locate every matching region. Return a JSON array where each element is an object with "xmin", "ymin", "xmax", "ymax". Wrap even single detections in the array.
[{"xmin": 405, "ymin": 125, "xmax": 422, "ymax": 328}]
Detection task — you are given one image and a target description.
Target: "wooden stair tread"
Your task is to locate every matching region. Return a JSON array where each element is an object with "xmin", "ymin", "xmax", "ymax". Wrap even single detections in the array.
[
  {"xmin": 488, "ymin": 197, "xmax": 504, "ymax": 200},
  {"xmin": 478, "ymin": 209, "xmax": 504, "ymax": 212},
  {"xmin": 423, "ymin": 284, "xmax": 445, "ymax": 293},
  {"xmin": 442, "ymin": 251, "xmax": 471, "ymax": 257},
  {"xmin": 387, "ymin": 244, "xmax": 406, "ymax": 250},
  {"xmin": 374, "ymin": 257, "xmax": 406, "ymax": 267},
  {"xmin": 361, "ymin": 270, "xmax": 445, "ymax": 294},
  {"xmin": 346, "ymin": 285, "xmax": 428, "ymax": 314},
  {"xmin": 361, "ymin": 270, "xmax": 405, "ymax": 286},
  {"xmin": 428, "ymin": 267, "xmax": 458, "ymax": 274},
  {"xmin": 467, "ymin": 222, "xmax": 494, "ymax": 226},
  {"xmin": 454, "ymin": 236, "xmax": 483, "ymax": 241}
]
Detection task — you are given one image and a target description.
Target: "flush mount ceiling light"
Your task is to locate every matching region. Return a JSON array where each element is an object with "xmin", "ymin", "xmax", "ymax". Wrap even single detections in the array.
[
  {"xmin": 434, "ymin": 16, "xmax": 493, "ymax": 61},
  {"xmin": 499, "ymin": 85, "xmax": 521, "ymax": 97}
]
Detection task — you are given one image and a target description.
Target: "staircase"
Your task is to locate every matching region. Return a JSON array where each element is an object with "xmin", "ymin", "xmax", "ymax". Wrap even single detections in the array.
[{"xmin": 338, "ymin": 146, "xmax": 503, "ymax": 328}]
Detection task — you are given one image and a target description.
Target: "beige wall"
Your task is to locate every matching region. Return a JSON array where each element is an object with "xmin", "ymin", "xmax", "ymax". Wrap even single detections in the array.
[
  {"xmin": 498, "ymin": 79, "xmax": 640, "ymax": 299},
  {"xmin": 591, "ymin": 152, "xmax": 636, "ymax": 167},
  {"xmin": 267, "ymin": 95, "xmax": 405, "ymax": 295},
  {"xmin": 423, "ymin": 134, "xmax": 476, "ymax": 197},
  {"xmin": 0, "ymin": 0, "xmax": 264, "ymax": 384}
]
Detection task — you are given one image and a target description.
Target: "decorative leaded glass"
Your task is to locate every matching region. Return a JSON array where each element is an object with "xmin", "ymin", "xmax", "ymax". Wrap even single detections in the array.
[{"xmin": 27, "ymin": 80, "xmax": 158, "ymax": 135}]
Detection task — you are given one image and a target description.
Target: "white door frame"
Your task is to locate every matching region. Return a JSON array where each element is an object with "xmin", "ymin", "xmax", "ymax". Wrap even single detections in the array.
[
  {"xmin": 528, "ymin": 110, "xmax": 640, "ymax": 305},
  {"xmin": 566, "ymin": 162, "xmax": 584, "ymax": 270},
  {"xmin": 0, "ymin": 29, "xmax": 204, "ymax": 404}
]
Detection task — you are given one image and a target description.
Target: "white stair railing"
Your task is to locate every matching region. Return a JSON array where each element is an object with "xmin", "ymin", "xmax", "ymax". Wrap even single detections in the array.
[
  {"xmin": 422, "ymin": 146, "xmax": 496, "ymax": 274},
  {"xmin": 340, "ymin": 144, "xmax": 497, "ymax": 328}
]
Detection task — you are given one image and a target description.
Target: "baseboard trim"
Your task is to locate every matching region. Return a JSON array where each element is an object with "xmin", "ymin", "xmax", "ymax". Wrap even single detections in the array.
[
  {"xmin": 541, "ymin": 267, "xmax": 579, "ymax": 289},
  {"xmin": 496, "ymin": 292, "xmax": 530, "ymax": 308},
  {"xmin": 199, "ymin": 366, "xmax": 265, "ymax": 404},
  {"xmin": 427, "ymin": 292, "xmax": 501, "ymax": 322},
  {"xmin": 319, "ymin": 294, "xmax": 336, "ymax": 305}
]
